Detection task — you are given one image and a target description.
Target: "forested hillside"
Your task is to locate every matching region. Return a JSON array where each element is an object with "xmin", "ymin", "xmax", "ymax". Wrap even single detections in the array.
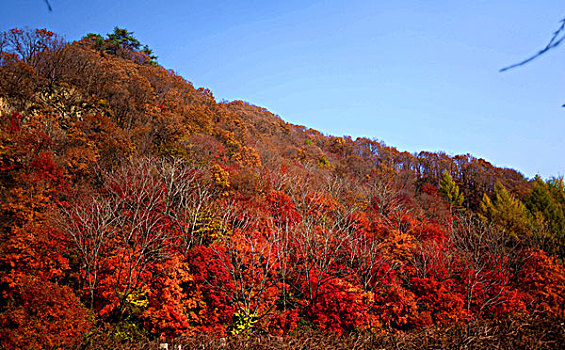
[{"xmin": 1, "ymin": 28, "xmax": 564, "ymax": 349}]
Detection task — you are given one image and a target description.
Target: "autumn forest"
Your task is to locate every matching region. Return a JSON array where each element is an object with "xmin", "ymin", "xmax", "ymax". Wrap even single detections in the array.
[{"xmin": 1, "ymin": 28, "xmax": 565, "ymax": 349}]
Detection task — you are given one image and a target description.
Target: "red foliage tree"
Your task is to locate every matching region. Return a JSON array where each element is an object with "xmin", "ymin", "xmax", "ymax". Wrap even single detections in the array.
[
  {"xmin": 305, "ymin": 277, "xmax": 367, "ymax": 335},
  {"xmin": 186, "ymin": 245, "xmax": 235, "ymax": 335},
  {"xmin": 518, "ymin": 249, "xmax": 565, "ymax": 318},
  {"xmin": 0, "ymin": 276, "xmax": 91, "ymax": 349},
  {"xmin": 410, "ymin": 277, "xmax": 468, "ymax": 327},
  {"xmin": 141, "ymin": 256, "xmax": 206, "ymax": 338}
]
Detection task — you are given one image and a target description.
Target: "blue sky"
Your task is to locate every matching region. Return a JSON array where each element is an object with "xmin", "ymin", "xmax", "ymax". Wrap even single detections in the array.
[{"xmin": 2, "ymin": 0, "xmax": 564, "ymax": 178}]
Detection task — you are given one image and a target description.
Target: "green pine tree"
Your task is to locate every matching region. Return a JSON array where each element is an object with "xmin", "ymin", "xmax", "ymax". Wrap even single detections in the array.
[
  {"xmin": 525, "ymin": 176, "xmax": 565, "ymax": 257},
  {"xmin": 439, "ymin": 170, "xmax": 464, "ymax": 213},
  {"xmin": 479, "ymin": 182, "xmax": 532, "ymax": 241}
]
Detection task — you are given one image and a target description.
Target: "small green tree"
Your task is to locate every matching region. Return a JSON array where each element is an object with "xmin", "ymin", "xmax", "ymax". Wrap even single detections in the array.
[
  {"xmin": 107, "ymin": 27, "xmax": 141, "ymax": 51},
  {"xmin": 479, "ymin": 182, "xmax": 532, "ymax": 241},
  {"xmin": 439, "ymin": 170, "xmax": 464, "ymax": 213},
  {"xmin": 83, "ymin": 27, "xmax": 157, "ymax": 64},
  {"xmin": 525, "ymin": 176, "xmax": 565, "ymax": 257}
]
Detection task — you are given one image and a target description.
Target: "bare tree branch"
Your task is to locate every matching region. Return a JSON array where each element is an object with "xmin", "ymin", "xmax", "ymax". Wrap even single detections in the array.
[{"xmin": 500, "ymin": 18, "xmax": 565, "ymax": 72}]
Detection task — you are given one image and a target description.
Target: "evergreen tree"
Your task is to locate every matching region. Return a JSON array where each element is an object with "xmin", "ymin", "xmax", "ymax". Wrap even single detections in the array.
[
  {"xmin": 82, "ymin": 27, "xmax": 157, "ymax": 64},
  {"xmin": 439, "ymin": 170, "xmax": 464, "ymax": 213},
  {"xmin": 479, "ymin": 182, "xmax": 532, "ymax": 241},
  {"xmin": 107, "ymin": 27, "xmax": 141, "ymax": 51},
  {"xmin": 526, "ymin": 176, "xmax": 565, "ymax": 258}
]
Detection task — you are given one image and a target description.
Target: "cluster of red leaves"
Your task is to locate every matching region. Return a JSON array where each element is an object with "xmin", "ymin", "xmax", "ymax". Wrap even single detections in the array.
[
  {"xmin": 410, "ymin": 277, "xmax": 468, "ymax": 327},
  {"xmin": 142, "ymin": 257, "xmax": 206, "ymax": 338},
  {"xmin": 305, "ymin": 278, "xmax": 367, "ymax": 335},
  {"xmin": 186, "ymin": 245, "xmax": 235, "ymax": 335},
  {"xmin": 518, "ymin": 249, "xmax": 565, "ymax": 318},
  {"xmin": 0, "ymin": 276, "xmax": 91, "ymax": 349}
]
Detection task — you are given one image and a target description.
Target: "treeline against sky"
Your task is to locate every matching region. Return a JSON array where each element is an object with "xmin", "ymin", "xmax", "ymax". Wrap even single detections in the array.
[{"xmin": 1, "ymin": 28, "xmax": 564, "ymax": 348}]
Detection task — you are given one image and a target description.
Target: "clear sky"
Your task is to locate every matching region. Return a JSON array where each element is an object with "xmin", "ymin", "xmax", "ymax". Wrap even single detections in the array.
[{"xmin": 2, "ymin": 0, "xmax": 564, "ymax": 179}]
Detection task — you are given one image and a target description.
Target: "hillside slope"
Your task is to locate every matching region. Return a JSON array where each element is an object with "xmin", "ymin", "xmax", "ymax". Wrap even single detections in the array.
[{"xmin": 0, "ymin": 28, "xmax": 564, "ymax": 348}]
